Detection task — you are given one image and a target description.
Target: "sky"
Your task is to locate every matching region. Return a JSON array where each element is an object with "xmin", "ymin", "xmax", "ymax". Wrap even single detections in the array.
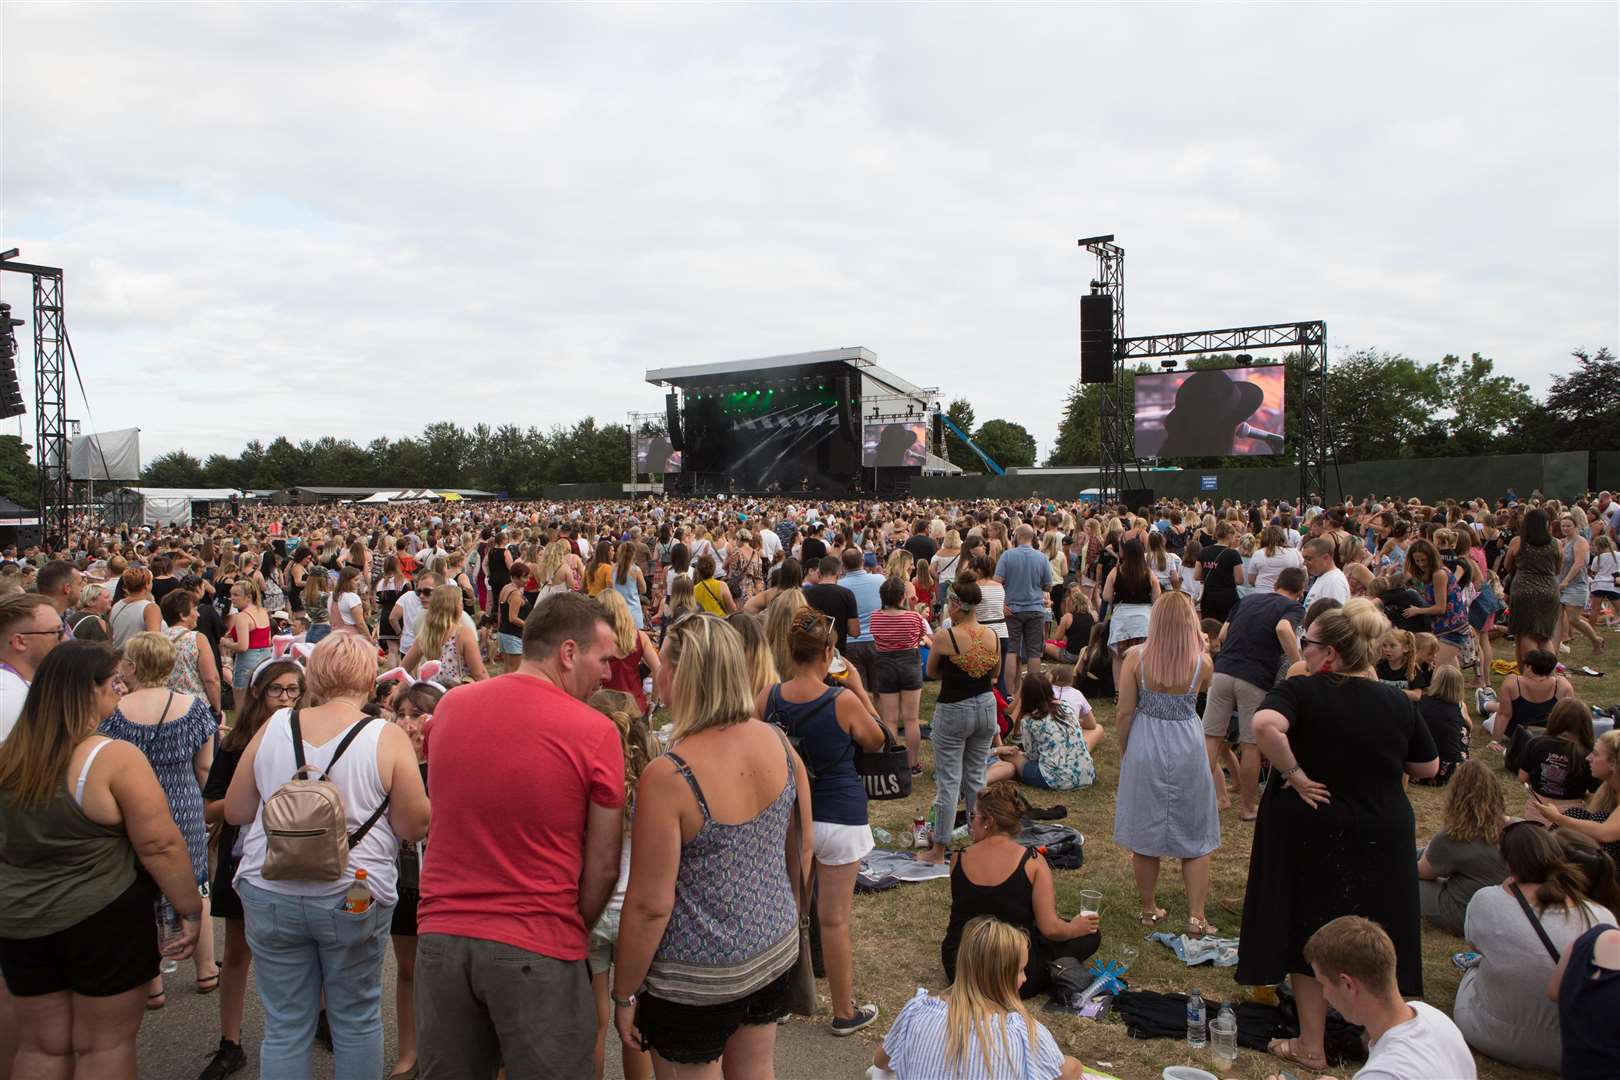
[{"xmin": 3, "ymin": 3, "xmax": 1616, "ymax": 466}]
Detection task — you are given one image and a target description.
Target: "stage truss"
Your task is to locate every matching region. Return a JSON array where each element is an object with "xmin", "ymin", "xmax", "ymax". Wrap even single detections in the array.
[
  {"xmin": 1080, "ymin": 236, "xmax": 1337, "ymax": 507},
  {"xmin": 0, "ymin": 253, "xmax": 70, "ymax": 543}
]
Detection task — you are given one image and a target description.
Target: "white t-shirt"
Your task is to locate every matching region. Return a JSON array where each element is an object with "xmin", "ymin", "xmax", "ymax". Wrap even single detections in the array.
[
  {"xmin": 1354, "ymin": 1001, "xmax": 1476, "ymax": 1080},
  {"xmin": 757, "ymin": 528, "xmax": 782, "ymax": 563},
  {"xmin": 1053, "ymin": 685, "xmax": 1092, "ymax": 720},
  {"xmin": 394, "ymin": 591, "xmax": 427, "ymax": 651},
  {"xmin": 334, "ymin": 592, "xmax": 364, "ymax": 628},
  {"xmin": 0, "ymin": 666, "xmax": 29, "ymax": 742},
  {"xmin": 1304, "ymin": 567, "xmax": 1350, "ymax": 610},
  {"xmin": 1249, "ymin": 547, "xmax": 1305, "ymax": 591}
]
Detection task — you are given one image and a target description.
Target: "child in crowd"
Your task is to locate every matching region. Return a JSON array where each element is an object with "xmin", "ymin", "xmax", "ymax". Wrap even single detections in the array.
[
  {"xmin": 1408, "ymin": 633, "xmax": 1440, "ymax": 700},
  {"xmin": 1377, "ymin": 629, "xmax": 1419, "ymax": 690},
  {"xmin": 1414, "ymin": 664, "xmax": 1470, "ymax": 786},
  {"xmin": 1518, "ymin": 698, "xmax": 1600, "ymax": 807},
  {"xmin": 586, "ymin": 689, "xmax": 656, "ymax": 1080},
  {"xmin": 1589, "ymin": 535, "xmax": 1619, "ymax": 627}
]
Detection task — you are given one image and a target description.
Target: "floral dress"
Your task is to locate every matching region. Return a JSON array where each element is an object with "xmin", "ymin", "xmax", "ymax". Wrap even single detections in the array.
[
  {"xmin": 99, "ymin": 697, "xmax": 218, "ymax": 885},
  {"xmin": 1019, "ymin": 703, "xmax": 1096, "ymax": 790}
]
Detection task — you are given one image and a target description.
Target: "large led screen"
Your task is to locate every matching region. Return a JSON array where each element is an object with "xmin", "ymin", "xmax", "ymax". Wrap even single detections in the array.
[
  {"xmin": 635, "ymin": 436, "xmax": 681, "ymax": 474},
  {"xmin": 1133, "ymin": 365, "xmax": 1286, "ymax": 457},
  {"xmin": 862, "ymin": 422, "xmax": 928, "ymax": 467}
]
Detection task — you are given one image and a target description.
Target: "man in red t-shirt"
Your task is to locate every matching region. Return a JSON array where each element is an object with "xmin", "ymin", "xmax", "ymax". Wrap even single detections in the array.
[{"xmin": 416, "ymin": 592, "xmax": 624, "ymax": 1079}]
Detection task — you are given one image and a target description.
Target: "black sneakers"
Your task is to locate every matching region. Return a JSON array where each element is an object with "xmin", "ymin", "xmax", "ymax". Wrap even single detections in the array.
[
  {"xmin": 830, "ymin": 1004, "xmax": 879, "ymax": 1036},
  {"xmin": 198, "ymin": 1038, "xmax": 246, "ymax": 1080}
]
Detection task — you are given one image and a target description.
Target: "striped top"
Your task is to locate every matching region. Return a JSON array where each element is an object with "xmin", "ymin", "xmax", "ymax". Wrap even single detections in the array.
[
  {"xmin": 643, "ymin": 740, "xmax": 799, "ymax": 1005},
  {"xmin": 880, "ymin": 988, "xmax": 1067, "ymax": 1079},
  {"xmin": 870, "ymin": 608, "xmax": 928, "ymax": 652}
]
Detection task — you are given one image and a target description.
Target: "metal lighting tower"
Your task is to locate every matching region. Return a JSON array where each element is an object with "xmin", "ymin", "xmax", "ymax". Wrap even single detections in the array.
[{"xmin": 0, "ymin": 250, "xmax": 70, "ymax": 544}]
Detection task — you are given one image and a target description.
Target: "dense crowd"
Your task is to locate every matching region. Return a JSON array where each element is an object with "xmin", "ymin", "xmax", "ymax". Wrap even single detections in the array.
[{"xmin": 1, "ymin": 486, "xmax": 1619, "ymax": 1080}]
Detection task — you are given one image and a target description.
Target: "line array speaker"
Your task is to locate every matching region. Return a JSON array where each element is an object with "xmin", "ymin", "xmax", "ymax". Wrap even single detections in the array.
[
  {"xmin": 666, "ymin": 392, "xmax": 683, "ymax": 452},
  {"xmin": 1080, "ymin": 294, "xmax": 1116, "ymax": 384}
]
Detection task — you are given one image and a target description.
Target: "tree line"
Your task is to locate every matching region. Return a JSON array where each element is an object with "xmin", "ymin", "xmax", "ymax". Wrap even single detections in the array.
[{"xmin": 2, "ymin": 346, "xmax": 1607, "ymax": 506}]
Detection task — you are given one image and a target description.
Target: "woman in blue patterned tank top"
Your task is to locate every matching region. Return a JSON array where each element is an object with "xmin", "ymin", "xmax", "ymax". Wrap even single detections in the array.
[{"xmin": 613, "ymin": 614, "xmax": 814, "ymax": 1071}]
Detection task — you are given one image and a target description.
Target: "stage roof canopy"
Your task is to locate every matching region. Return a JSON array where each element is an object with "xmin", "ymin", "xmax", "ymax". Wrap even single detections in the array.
[{"xmin": 646, "ymin": 346, "xmax": 933, "ymax": 409}]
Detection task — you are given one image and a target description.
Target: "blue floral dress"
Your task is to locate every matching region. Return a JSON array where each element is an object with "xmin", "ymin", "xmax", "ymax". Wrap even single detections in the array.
[
  {"xmin": 1019, "ymin": 704, "xmax": 1096, "ymax": 790},
  {"xmin": 99, "ymin": 696, "xmax": 218, "ymax": 886}
]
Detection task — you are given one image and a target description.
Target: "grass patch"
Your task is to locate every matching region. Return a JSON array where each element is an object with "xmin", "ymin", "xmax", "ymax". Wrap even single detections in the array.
[{"xmin": 841, "ymin": 634, "xmax": 1618, "ymax": 1079}]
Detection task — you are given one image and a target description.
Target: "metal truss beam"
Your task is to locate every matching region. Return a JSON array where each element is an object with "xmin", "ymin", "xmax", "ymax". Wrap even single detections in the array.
[{"xmin": 1118, "ymin": 321, "xmax": 1325, "ymax": 359}]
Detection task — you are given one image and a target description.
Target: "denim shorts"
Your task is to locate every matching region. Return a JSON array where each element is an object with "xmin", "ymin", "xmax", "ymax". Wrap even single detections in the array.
[
  {"xmin": 497, "ymin": 632, "xmax": 523, "ymax": 656},
  {"xmin": 1019, "ymin": 759, "xmax": 1054, "ymax": 790}
]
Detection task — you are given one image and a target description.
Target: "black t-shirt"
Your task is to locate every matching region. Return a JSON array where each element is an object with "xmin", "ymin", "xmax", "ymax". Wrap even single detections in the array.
[
  {"xmin": 801, "ymin": 537, "xmax": 828, "ymax": 566},
  {"xmin": 1064, "ymin": 611, "xmax": 1096, "ymax": 655},
  {"xmin": 1415, "ymin": 698, "xmax": 1467, "ymax": 765},
  {"xmin": 903, "ymin": 534, "xmax": 938, "ymax": 564},
  {"xmin": 1520, "ymin": 735, "xmax": 1599, "ymax": 800},
  {"xmin": 1199, "ymin": 545, "xmax": 1244, "ymax": 607},
  {"xmin": 803, "ymin": 582, "xmax": 858, "ymax": 652},
  {"xmin": 1376, "ymin": 587, "xmax": 1429, "ymax": 634},
  {"xmin": 1216, "ymin": 592, "xmax": 1305, "ymax": 690},
  {"xmin": 1375, "ymin": 658, "xmax": 1413, "ymax": 689},
  {"xmin": 1408, "ymin": 664, "xmax": 1433, "ymax": 695}
]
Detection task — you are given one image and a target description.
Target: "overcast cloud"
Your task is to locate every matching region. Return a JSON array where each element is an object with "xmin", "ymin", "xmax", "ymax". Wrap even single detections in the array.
[{"xmin": 3, "ymin": 3, "xmax": 1616, "ymax": 464}]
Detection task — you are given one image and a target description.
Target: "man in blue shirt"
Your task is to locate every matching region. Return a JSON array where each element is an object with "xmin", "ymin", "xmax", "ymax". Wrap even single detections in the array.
[
  {"xmin": 994, "ymin": 524, "xmax": 1053, "ymax": 687},
  {"xmin": 838, "ymin": 546, "xmax": 884, "ymax": 691}
]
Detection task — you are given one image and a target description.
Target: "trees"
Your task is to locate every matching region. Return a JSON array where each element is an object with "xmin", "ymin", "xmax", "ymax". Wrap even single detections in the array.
[
  {"xmin": 1047, "ymin": 382, "xmax": 1102, "ymax": 467},
  {"xmin": 141, "ymin": 450, "xmax": 205, "ymax": 487},
  {"xmin": 0, "ymin": 436, "xmax": 37, "ymax": 508},
  {"xmin": 973, "ymin": 419, "xmax": 1037, "ymax": 470},
  {"xmin": 1324, "ymin": 349, "xmax": 1444, "ymax": 463},
  {"xmin": 1545, "ymin": 347, "xmax": 1619, "ymax": 451},
  {"xmin": 943, "ymin": 398, "xmax": 982, "ymax": 472}
]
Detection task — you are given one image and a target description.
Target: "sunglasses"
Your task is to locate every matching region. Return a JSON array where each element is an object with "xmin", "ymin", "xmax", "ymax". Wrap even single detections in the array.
[{"xmin": 1302, "ymin": 638, "xmax": 1329, "ymax": 650}]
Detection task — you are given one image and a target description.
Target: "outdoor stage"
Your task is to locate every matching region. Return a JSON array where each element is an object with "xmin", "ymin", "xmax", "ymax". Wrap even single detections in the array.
[{"xmin": 643, "ymin": 347, "xmax": 959, "ymax": 497}]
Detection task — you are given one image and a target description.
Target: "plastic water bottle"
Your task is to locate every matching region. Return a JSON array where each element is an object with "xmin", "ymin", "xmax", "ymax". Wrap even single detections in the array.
[
  {"xmin": 1186, "ymin": 988, "xmax": 1207, "ymax": 1049},
  {"xmin": 870, "ymin": 826, "xmax": 892, "ymax": 846},
  {"xmin": 341, "ymin": 868, "xmax": 373, "ymax": 914},
  {"xmin": 1211, "ymin": 1001, "xmax": 1237, "ymax": 1067}
]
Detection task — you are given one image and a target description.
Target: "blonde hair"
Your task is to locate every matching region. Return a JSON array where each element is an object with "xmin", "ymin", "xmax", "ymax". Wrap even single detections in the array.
[
  {"xmin": 1313, "ymin": 597, "xmax": 1389, "ymax": 673},
  {"xmin": 306, "ymin": 632, "xmax": 380, "ymax": 701},
  {"xmin": 1380, "ymin": 629, "xmax": 1417, "ymax": 681},
  {"xmin": 764, "ymin": 587, "xmax": 808, "ymax": 681},
  {"xmin": 1412, "ymin": 631, "xmax": 1439, "ymax": 664},
  {"xmin": 232, "ymin": 576, "xmax": 263, "ymax": 607},
  {"xmin": 665, "ymin": 616, "xmax": 754, "ymax": 740},
  {"xmin": 1590, "ymin": 730, "xmax": 1620, "ymax": 816},
  {"xmin": 124, "ymin": 631, "xmax": 177, "ymax": 688},
  {"xmin": 884, "ymin": 549, "xmax": 914, "ymax": 582},
  {"xmin": 1441, "ymin": 759, "xmax": 1505, "ymax": 845},
  {"xmin": 303, "ymin": 568, "xmax": 330, "ymax": 610},
  {"xmin": 1140, "ymin": 590, "xmax": 1203, "ymax": 689},
  {"xmin": 666, "ymin": 575, "xmax": 698, "ymax": 621},
  {"xmin": 588, "ymin": 689, "xmax": 657, "ymax": 832},
  {"xmin": 598, "ymin": 589, "xmax": 638, "ymax": 656},
  {"xmin": 1425, "ymin": 664, "xmax": 1464, "ymax": 705},
  {"xmin": 945, "ymin": 917, "xmax": 1040, "ymax": 1075},
  {"xmin": 416, "ymin": 584, "xmax": 464, "ymax": 661}
]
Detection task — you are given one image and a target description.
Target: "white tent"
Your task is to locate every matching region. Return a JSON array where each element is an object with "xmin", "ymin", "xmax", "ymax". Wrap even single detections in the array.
[
  {"xmin": 103, "ymin": 487, "xmax": 243, "ymax": 527},
  {"xmin": 359, "ymin": 490, "xmax": 403, "ymax": 504}
]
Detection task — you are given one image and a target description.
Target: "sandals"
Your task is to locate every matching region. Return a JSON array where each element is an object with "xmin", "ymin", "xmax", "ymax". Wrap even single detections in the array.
[
  {"xmin": 1138, "ymin": 907, "xmax": 1168, "ymax": 925},
  {"xmin": 1267, "ymin": 1037, "xmax": 1328, "ymax": 1072},
  {"xmin": 146, "ymin": 990, "xmax": 166, "ymax": 1011},
  {"xmin": 196, "ymin": 971, "xmax": 220, "ymax": 994},
  {"xmin": 1186, "ymin": 916, "xmax": 1220, "ymax": 937}
]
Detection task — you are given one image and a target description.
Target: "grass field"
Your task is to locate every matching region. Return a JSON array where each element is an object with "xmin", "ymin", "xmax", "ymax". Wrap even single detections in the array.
[{"xmin": 834, "ymin": 630, "xmax": 1619, "ymax": 1080}]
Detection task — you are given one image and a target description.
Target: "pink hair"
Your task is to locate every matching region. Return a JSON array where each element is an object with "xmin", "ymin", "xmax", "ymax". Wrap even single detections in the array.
[{"xmin": 1140, "ymin": 591, "xmax": 1205, "ymax": 690}]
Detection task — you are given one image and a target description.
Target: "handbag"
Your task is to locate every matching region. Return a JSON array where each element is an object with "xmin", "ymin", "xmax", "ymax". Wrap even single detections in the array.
[{"xmin": 855, "ymin": 719, "xmax": 912, "ymax": 801}]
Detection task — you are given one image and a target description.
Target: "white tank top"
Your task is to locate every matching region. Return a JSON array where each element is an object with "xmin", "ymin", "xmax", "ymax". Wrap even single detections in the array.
[{"xmin": 234, "ymin": 708, "xmax": 400, "ymax": 903}]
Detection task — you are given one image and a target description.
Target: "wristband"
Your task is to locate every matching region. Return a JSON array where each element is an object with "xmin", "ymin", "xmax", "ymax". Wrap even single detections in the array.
[
  {"xmin": 1279, "ymin": 765, "xmax": 1302, "ymax": 779},
  {"xmin": 611, "ymin": 990, "xmax": 639, "ymax": 1008}
]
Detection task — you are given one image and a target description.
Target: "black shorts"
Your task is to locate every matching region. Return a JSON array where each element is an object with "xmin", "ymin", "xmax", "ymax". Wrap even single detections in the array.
[
  {"xmin": 874, "ymin": 648, "xmax": 922, "ymax": 693},
  {"xmin": 0, "ymin": 874, "xmax": 159, "ymax": 998},
  {"xmin": 636, "ymin": 967, "xmax": 792, "ymax": 1064},
  {"xmin": 391, "ymin": 888, "xmax": 420, "ymax": 937}
]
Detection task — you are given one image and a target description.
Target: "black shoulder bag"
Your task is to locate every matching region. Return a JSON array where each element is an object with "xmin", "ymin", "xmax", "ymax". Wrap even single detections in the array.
[{"xmin": 1508, "ymin": 881, "xmax": 1561, "ymax": 962}]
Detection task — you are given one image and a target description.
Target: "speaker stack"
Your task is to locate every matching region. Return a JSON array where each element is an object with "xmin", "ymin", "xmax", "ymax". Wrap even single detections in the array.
[{"xmin": 1080, "ymin": 294, "xmax": 1116, "ymax": 385}]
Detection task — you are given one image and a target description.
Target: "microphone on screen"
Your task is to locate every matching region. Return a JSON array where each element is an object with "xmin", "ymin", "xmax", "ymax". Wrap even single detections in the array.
[{"xmin": 1235, "ymin": 422, "xmax": 1286, "ymax": 448}]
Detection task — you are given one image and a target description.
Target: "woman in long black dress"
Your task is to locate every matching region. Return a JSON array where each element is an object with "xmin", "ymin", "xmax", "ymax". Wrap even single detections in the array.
[{"xmin": 1236, "ymin": 598, "xmax": 1439, "ymax": 1074}]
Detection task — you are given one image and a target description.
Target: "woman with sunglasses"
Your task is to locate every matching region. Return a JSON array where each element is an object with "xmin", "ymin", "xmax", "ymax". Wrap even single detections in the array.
[
  {"xmin": 196, "ymin": 658, "xmax": 304, "ymax": 1080},
  {"xmin": 1237, "ymin": 598, "xmax": 1439, "ymax": 1076},
  {"xmin": 1452, "ymin": 819, "xmax": 1615, "ymax": 1072}
]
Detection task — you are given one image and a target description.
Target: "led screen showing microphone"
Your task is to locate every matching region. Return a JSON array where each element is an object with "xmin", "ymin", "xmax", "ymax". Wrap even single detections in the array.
[{"xmin": 1133, "ymin": 364, "xmax": 1286, "ymax": 458}]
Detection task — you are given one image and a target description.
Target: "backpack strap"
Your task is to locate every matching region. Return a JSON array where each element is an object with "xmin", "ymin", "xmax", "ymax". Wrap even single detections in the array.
[{"xmin": 289, "ymin": 708, "xmax": 307, "ymax": 774}]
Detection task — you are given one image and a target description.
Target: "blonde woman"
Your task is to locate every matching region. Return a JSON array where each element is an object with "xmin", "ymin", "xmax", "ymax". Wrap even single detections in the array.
[
  {"xmin": 1530, "ymin": 729, "xmax": 1620, "ymax": 864},
  {"xmin": 1113, "ymin": 591, "xmax": 1219, "ymax": 935},
  {"xmin": 402, "ymin": 585, "xmax": 487, "ymax": 683},
  {"xmin": 598, "ymin": 589, "xmax": 660, "ymax": 715},
  {"xmin": 534, "ymin": 541, "xmax": 573, "ymax": 601},
  {"xmin": 763, "ymin": 586, "xmax": 808, "ymax": 680},
  {"xmin": 1416, "ymin": 758, "xmax": 1509, "ymax": 935},
  {"xmin": 874, "ymin": 916, "xmax": 1080, "ymax": 1080},
  {"xmin": 613, "ymin": 616, "xmax": 816, "ymax": 1068}
]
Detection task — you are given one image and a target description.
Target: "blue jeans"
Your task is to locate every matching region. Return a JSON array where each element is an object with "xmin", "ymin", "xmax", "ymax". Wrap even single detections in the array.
[
  {"xmin": 930, "ymin": 692, "xmax": 998, "ymax": 844},
  {"xmin": 238, "ymin": 879, "xmax": 395, "ymax": 1080},
  {"xmin": 305, "ymin": 623, "xmax": 332, "ymax": 645}
]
